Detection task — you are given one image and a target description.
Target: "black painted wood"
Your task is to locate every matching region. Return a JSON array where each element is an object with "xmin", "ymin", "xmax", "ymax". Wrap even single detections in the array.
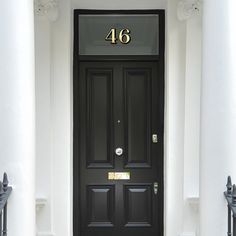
[
  {"xmin": 74, "ymin": 61, "xmax": 163, "ymax": 236},
  {"xmin": 73, "ymin": 9, "xmax": 165, "ymax": 236}
]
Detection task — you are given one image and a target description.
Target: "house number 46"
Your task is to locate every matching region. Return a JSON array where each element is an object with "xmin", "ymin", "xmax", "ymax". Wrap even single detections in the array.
[{"xmin": 105, "ymin": 28, "xmax": 131, "ymax": 44}]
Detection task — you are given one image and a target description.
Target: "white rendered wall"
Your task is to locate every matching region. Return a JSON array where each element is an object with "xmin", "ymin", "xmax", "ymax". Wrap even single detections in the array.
[
  {"xmin": 34, "ymin": 0, "xmax": 202, "ymax": 235},
  {"xmin": 72, "ymin": 0, "xmax": 166, "ymax": 10},
  {"xmin": 165, "ymin": 0, "xmax": 186, "ymax": 235},
  {"xmin": 183, "ymin": 15, "xmax": 202, "ymax": 236},
  {"xmin": 50, "ymin": 0, "xmax": 73, "ymax": 235},
  {"xmin": 0, "ymin": 1, "xmax": 35, "ymax": 236},
  {"xmin": 35, "ymin": 1, "xmax": 73, "ymax": 235},
  {"xmin": 184, "ymin": 16, "xmax": 201, "ymax": 199},
  {"xmin": 35, "ymin": 17, "xmax": 54, "ymax": 235}
]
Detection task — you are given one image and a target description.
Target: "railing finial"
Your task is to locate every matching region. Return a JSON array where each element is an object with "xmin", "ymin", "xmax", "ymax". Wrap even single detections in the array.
[
  {"xmin": 3, "ymin": 173, "xmax": 9, "ymax": 192},
  {"xmin": 227, "ymin": 176, "xmax": 233, "ymax": 196},
  {"xmin": 232, "ymin": 184, "xmax": 236, "ymax": 206}
]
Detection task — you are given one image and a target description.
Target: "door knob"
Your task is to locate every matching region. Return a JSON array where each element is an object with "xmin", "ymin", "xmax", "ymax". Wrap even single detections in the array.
[{"xmin": 115, "ymin": 148, "xmax": 123, "ymax": 156}]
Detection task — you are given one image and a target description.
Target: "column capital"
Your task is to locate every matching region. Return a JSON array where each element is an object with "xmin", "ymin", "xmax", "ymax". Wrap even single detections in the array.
[
  {"xmin": 34, "ymin": 0, "xmax": 59, "ymax": 21},
  {"xmin": 177, "ymin": 0, "xmax": 201, "ymax": 21}
]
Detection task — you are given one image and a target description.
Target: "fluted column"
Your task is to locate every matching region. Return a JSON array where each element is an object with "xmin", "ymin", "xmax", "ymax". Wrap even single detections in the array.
[
  {"xmin": 200, "ymin": 0, "xmax": 236, "ymax": 235},
  {"xmin": 0, "ymin": 1, "xmax": 35, "ymax": 236}
]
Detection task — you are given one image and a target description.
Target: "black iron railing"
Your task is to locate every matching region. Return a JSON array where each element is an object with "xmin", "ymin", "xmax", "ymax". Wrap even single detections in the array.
[
  {"xmin": 0, "ymin": 173, "xmax": 12, "ymax": 236},
  {"xmin": 224, "ymin": 176, "xmax": 236, "ymax": 236}
]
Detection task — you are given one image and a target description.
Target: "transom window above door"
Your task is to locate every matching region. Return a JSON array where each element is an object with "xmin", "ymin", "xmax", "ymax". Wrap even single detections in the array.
[{"xmin": 78, "ymin": 14, "xmax": 159, "ymax": 55}]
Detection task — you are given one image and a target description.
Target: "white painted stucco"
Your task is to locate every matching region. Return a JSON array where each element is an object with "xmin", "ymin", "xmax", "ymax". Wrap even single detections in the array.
[
  {"xmin": 35, "ymin": 17, "xmax": 53, "ymax": 234},
  {"xmin": 200, "ymin": 0, "xmax": 236, "ymax": 235},
  {"xmin": 0, "ymin": 1, "xmax": 36, "ymax": 236},
  {"xmin": 72, "ymin": 0, "xmax": 166, "ymax": 10},
  {"xmin": 34, "ymin": 0, "xmax": 202, "ymax": 236}
]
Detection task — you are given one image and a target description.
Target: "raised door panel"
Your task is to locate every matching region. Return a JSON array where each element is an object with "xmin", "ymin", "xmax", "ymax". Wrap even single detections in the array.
[
  {"xmin": 123, "ymin": 68, "xmax": 152, "ymax": 168},
  {"xmin": 124, "ymin": 185, "xmax": 152, "ymax": 227},
  {"xmin": 87, "ymin": 185, "xmax": 115, "ymax": 227},
  {"xmin": 86, "ymin": 69, "xmax": 114, "ymax": 168}
]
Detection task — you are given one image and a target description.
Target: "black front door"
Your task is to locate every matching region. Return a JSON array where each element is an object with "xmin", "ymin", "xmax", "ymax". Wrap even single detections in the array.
[{"xmin": 74, "ymin": 61, "xmax": 164, "ymax": 236}]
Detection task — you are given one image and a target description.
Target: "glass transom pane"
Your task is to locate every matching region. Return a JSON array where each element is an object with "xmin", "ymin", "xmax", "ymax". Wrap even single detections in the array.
[{"xmin": 78, "ymin": 14, "xmax": 159, "ymax": 55}]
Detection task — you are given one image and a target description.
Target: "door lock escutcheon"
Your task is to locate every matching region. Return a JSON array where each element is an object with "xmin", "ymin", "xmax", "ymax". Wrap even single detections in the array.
[
  {"xmin": 152, "ymin": 134, "xmax": 158, "ymax": 143},
  {"xmin": 115, "ymin": 148, "xmax": 123, "ymax": 156},
  {"xmin": 154, "ymin": 182, "xmax": 158, "ymax": 195}
]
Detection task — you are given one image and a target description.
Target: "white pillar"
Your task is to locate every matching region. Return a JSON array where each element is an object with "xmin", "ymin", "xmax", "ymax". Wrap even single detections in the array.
[
  {"xmin": 0, "ymin": 1, "xmax": 35, "ymax": 236},
  {"xmin": 200, "ymin": 0, "xmax": 236, "ymax": 235}
]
